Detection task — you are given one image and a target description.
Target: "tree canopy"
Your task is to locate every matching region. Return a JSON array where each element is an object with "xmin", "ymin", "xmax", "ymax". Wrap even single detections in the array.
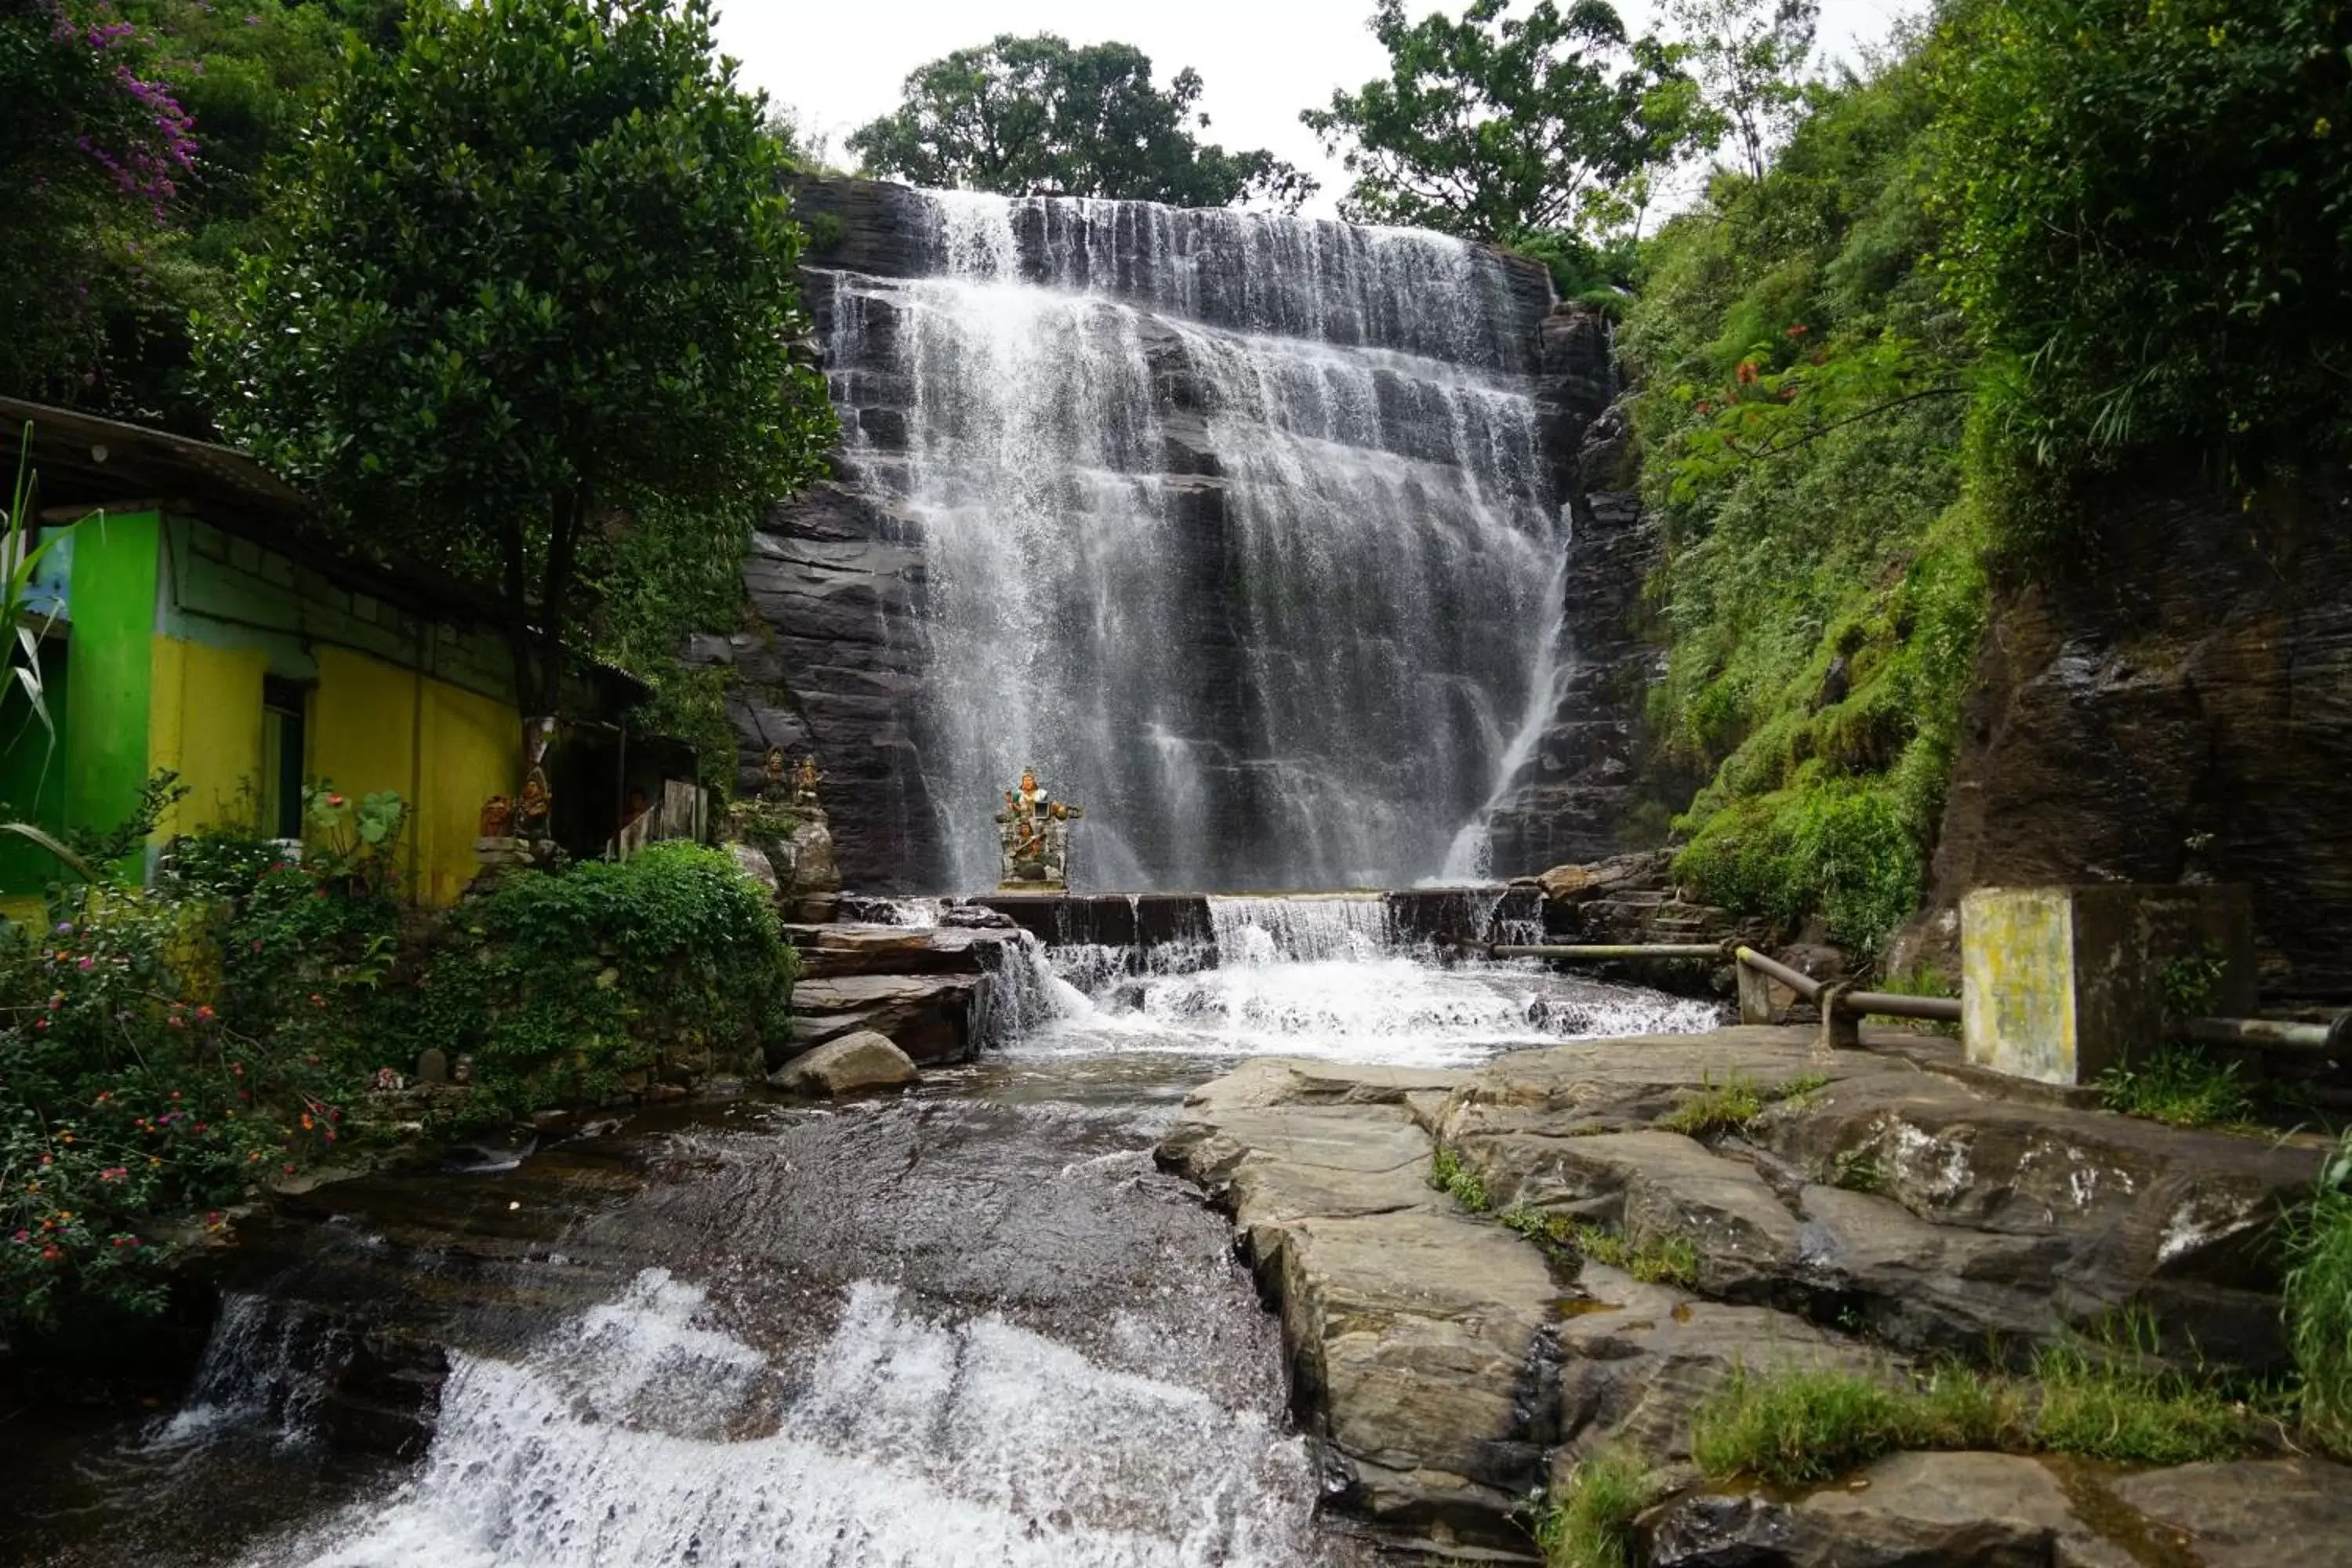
[
  {"xmin": 193, "ymin": 0, "xmax": 835, "ymax": 731},
  {"xmin": 848, "ymin": 34, "xmax": 1316, "ymax": 210},
  {"xmin": 1664, "ymin": 0, "xmax": 1817, "ymax": 182},
  {"xmin": 1, "ymin": 0, "xmax": 198, "ymax": 408},
  {"xmin": 1302, "ymin": 0, "xmax": 1704, "ymax": 242}
]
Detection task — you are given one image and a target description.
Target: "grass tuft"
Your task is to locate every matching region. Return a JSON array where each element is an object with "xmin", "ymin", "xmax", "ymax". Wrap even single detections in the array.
[
  {"xmin": 1573, "ymin": 1221, "xmax": 1700, "ymax": 1287},
  {"xmin": 2285, "ymin": 1145, "xmax": 2352, "ymax": 1457},
  {"xmin": 1530, "ymin": 1446, "xmax": 1657, "ymax": 1568},
  {"xmin": 1430, "ymin": 1143, "xmax": 1490, "ymax": 1212},
  {"xmin": 1692, "ymin": 1313, "xmax": 2254, "ymax": 1487},
  {"xmin": 2098, "ymin": 1040, "xmax": 2258, "ymax": 1128},
  {"xmin": 1659, "ymin": 1070, "xmax": 1828, "ymax": 1138}
]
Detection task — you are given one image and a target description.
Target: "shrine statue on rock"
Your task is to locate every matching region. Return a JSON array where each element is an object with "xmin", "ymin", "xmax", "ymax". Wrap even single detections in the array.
[{"xmin": 996, "ymin": 768, "xmax": 1082, "ymax": 891}]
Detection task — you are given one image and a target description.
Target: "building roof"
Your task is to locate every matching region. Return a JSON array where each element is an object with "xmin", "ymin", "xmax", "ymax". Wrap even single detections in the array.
[{"xmin": 0, "ymin": 398, "xmax": 649, "ymax": 706}]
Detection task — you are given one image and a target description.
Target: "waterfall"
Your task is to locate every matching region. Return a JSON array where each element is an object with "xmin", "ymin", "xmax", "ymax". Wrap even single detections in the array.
[{"xmin": 815, "ymin": 190, "xmax": 1566, "ymax": 892}]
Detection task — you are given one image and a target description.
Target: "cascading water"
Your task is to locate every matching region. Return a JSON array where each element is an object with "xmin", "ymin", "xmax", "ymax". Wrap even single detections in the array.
[
  {"xmin": 816, "ymin": 191, "xmax": 1567, "ymax": 891},
  {"xmin": 1010, "ymin": 894, "xmax": 1722, "ymax": 1065},
  {"xmin": 248, "ymin": 1271, "xmax": 1328, "ymax": 1567}
]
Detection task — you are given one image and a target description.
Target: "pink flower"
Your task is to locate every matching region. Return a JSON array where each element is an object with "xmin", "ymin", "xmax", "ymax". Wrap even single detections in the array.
[
  {"xmin": 327, "ymin": 793, "xmax": 345, "ymax": 808},
  {"xmin": 76, "ymin": 956, "xmax": 93, "ymax": 971},
  {"xmin": 99, "ymin": 1167, "xmax": 127, "ymax": 1181}
]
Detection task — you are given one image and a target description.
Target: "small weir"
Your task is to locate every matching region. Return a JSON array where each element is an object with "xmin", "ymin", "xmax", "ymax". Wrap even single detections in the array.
[{"xmin": 5, "ymin": 893, "xmax": 1721, "ymax": 1566}]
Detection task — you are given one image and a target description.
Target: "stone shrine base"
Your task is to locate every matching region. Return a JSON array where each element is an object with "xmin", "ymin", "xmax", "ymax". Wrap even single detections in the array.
[{"xmin": 1157, "ymin": 1025, "xmax": 2349, "ymax": 1563}]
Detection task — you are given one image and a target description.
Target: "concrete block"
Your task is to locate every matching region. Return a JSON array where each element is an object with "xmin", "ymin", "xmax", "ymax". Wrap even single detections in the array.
[
  {"xmin": 1962, "ymin": 884, "xmax": 2256, "ymax": 1086},
  {"xmin": 227, "ymin": 537, "xmax": 263, "ymax": 576}
]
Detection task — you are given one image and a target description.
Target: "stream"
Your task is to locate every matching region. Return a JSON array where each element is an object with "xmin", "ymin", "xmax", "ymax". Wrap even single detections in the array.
[{"xmin": 2, "ymin": 898, "xmax": 1719, "ymax": 1566}]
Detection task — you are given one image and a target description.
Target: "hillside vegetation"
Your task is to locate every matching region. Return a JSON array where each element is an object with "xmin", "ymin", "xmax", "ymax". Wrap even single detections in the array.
[{"xmin": 1627, "ymin": 0, "xmax": 2350, "ymax": 956}]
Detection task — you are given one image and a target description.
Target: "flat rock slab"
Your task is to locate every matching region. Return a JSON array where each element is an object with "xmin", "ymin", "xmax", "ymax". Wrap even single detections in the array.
[
  {"xmin": 1647, "ymin": 1450, "xmax": 2352, "ymax": 1568},
  {"xmin": 2107, "ymin": 1457, "xmax": 2352, "ymax": 1566},
  {"xmin": 1161, "ymin": 1029, "xmax": 2340, "ymax": 1559},
  {"xmin": 788, "ymin": 972, "xmax": 985, "ymax": 1064},
  {"xmin": 1160, "ymin": 1058, "xmax": 1555, "ymax": 1554},
  {"xmin": 779, "ymin": 922, "xmax": 1019, "ymax": 979}
]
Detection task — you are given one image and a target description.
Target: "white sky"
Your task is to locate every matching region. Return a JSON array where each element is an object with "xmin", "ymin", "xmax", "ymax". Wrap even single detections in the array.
[{"xmin": 712, "ymin": 0, "xmax": 1929, "ymax": 216}]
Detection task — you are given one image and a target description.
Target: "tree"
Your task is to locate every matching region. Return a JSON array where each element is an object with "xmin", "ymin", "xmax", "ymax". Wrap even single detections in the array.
[
  {"xmin": 848, "ymin": 34, "xmax": 1316, "ymax": 211},
  {"xmin": 1664, "ymin": 0, "xmax": 1816, "ymax": 181},
  {"xmin": 1302, "ymin": 0, "xmax": 1704, "ymax": 242},
  {"xmin": 0, "ymin": 0, "xmax": 198, "ymax": 405},
  {"xmin": 194, "ymin": 0, "xmax": 835, "ymax": 750}
]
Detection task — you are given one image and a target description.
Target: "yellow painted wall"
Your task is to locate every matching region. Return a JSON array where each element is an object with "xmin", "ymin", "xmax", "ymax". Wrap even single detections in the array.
[
  {"xmin": 307, "ymin": 645, "xmax": 518, "ymax": 906},
  {"xmin": 136, "ymin": 639, "xmax": 518, "ymax": 909},
  {"xmin": 149, "ymin": 637, "xmax": 270, "ymax": 836},
  {"xmin": 417, "ymin": 677, "xmax": 521, "ymax": 905}
]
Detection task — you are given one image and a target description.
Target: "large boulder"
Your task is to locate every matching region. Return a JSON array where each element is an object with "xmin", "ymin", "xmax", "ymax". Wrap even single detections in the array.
[{"xmin": 770, "ymin": 1030, "xmax": 916, "ymax": 1098}]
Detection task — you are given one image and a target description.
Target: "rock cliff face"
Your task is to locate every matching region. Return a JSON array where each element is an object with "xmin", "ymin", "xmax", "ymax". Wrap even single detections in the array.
[
  {"xmin": 731, "ymin": 176, "xmax": 1657, "ymax": 891},
  {"xmin": 1914, "ymin": 466, "xmax": 2352, "ymax": 1000}
]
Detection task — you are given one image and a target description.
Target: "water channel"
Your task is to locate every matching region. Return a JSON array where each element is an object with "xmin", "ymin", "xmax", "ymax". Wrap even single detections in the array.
[{"xmin": 3, "ymin": 900, "xmax": 1719, "ymax": 1566}]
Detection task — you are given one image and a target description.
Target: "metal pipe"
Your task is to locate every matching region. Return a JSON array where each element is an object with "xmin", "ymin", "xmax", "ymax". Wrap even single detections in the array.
[
  {"xmin": 1847, "ymin": 991, "xmax": 1963, "ymax": 1023},
  {"xmin": 2180, "ymin": 1014, "xmax": 2351, "ymax": 1054},
  {"xmin": 1486, "ymin": 943, "xmax": 1728, "ymax": 961},
  {"xmin": 1734, "ymin": 946, "xmax": 1823, "ymax": 1003}
]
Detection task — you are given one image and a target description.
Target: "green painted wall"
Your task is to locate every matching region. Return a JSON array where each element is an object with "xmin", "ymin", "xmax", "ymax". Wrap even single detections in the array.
[{"xmin": 63, "ymin": 509, "xmax": 160, "ymax": 868}]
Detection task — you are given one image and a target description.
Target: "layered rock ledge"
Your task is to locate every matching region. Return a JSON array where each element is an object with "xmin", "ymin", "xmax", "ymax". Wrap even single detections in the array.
[{"xmin": 1157, "ymin": 1027, "xmax": 2349, "ymax": 1563}]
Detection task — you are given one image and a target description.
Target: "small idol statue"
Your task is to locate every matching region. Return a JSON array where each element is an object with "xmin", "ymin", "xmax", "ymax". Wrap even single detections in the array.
[
  {"xmin": 760, "ymin": 746, "xmax": 790, "ymax": 802},
  {"xmin": 792, "ymin": 754, "xmax": 825, "ymax": 810},
  {"xmin": 994, "ymin": 766, "xmax": 1083, "ymax": 890},
  {"xmin": 515, "ymin": 766, "xmax": 553, "ymax": 838}
]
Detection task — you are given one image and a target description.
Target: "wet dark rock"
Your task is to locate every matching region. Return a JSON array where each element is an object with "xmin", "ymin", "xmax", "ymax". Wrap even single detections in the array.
[
  {"xmin": 784, "ymin": 971, "xmax": 990, "ymax": 1065},
  {"xmin": 1914, "ymin": 463, "xmax": 2352, "ymax": 1002},
  {"xmin": 781, "ymin": 920, "xmax": 1020, "ymax": 978}
]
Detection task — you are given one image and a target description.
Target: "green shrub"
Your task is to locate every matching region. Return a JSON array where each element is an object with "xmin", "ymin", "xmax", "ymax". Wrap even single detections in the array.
[
  {"xmin": 409, "ymin": 843, "xmax": 794, "ymax": 1122},
  {"xmin": 1, "ymin": 890, "xmax": 347, "ymax": 1329},
  {"xmin": 1926, "ymin": 0, "xmax": 2352, "ymax": 470},
  {"xmin": 1531, "ymin": 1446, "xmax": 1657, "ymax": 1568},
  {"xmin": 2285, "ymin": 1139, "xmax": 2352, "ymax": 1457}
]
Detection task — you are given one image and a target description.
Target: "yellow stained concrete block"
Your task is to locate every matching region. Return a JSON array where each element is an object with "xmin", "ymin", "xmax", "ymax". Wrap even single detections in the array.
[{"xmin": 1962, "ymin": 884, "xmax": 2256, "ymax": 1086}]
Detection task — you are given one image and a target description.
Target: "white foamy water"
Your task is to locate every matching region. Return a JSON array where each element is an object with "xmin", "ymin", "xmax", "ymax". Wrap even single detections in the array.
[
  {"xmin": 252, "ymin": 1270, "xmax": 1327, "ymax": 1568},
  {"xmin": 1005, "ymin": 895, "xmax": 1722, "ymax": 1067}
]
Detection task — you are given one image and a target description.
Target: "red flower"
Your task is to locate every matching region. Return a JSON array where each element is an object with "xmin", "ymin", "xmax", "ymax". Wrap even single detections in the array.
[
  {"xmin": 197, "ymin": 1004, "xmax": 215, "ymax": 1022},
  {"xmin": 1735, "ymin": 361, "xmax": 1759, "ymax": 386},
  {"xmin": 326, "ymin": 793, "xmax": 345, "ymax": 808},
  {"xmin": 1785, "ymin": 323, "xmax": 1809, "ymax": 338}
]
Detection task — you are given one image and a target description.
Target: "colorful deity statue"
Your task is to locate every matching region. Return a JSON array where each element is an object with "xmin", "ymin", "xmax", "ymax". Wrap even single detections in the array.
[
  {"xmin": 760, "ymin": 746, "xmax": 790, "ymax": 803},
  {"xmin": 792, "ymin": 755, "xmax": 825, "ymax": 810},
  {"xmin": 995, "ymin": 767, "xmax": 1083, "ymax": 890},
  {"xmin": 479, "ymin": 793, "xmax": 513, "ymax": 839},
  {"xmin": 515, "ymin": 766, "xmax": 553, "ymax": 839}
]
